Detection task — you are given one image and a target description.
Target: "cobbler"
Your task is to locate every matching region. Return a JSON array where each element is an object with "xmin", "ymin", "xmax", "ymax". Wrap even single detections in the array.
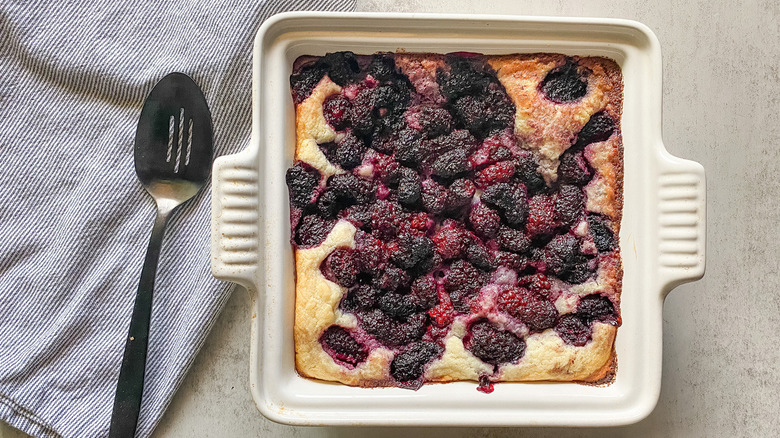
[{"xmin": 286, "ymin": 52, "xmax": 623, "ymax": 391}]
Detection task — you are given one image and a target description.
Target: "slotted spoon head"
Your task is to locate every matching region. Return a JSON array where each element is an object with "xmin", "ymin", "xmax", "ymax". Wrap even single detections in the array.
[{"xmin": 134, "ymin": 72, "xmax": 213, "ymax": 209}]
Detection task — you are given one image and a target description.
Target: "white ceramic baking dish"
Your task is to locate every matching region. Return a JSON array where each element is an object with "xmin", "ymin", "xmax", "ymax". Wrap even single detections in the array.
[{"xmin": 210, "ymin": 12, "xmax": 706, "ymax": 426}]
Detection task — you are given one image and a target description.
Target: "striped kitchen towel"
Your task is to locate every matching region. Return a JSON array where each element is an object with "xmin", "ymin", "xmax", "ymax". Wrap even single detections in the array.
[{"xmin": 0, "ymin": 1, "xmax": 355, "ymax": 437}]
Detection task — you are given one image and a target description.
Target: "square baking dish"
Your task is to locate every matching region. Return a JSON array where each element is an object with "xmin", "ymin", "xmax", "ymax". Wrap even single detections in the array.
[{"xmin": 210, "ymin": 12, "xmax": 706, "ymax": 426}]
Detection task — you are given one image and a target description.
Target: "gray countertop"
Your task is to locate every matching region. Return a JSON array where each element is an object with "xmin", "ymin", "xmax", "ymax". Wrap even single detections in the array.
[{"xmin": 4, "ymin": 0, "xmax": 777, "ymax": 436}]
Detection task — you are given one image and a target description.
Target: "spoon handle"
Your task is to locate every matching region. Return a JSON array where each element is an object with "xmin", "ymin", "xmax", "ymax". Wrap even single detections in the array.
[{"xmin": 109, "ymin": 208, "xmax": 170, "ymax": 438}]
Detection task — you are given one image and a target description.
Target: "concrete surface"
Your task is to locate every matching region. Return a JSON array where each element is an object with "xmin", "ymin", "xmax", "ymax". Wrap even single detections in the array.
[{"xmin": 4, "ymin": 0, "xmax": 778, "ymax": 436}]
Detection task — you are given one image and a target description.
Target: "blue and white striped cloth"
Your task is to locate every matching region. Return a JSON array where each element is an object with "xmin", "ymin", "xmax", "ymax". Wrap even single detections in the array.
[{"xmin": 0, "ymin": 1, "xmax": 354, "ymax": 437}]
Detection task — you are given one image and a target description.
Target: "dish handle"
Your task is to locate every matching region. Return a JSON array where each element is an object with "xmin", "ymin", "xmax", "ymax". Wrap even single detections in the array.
[
  {"xmin": 655, "ymin": 148, "xmax": 706, "ymax": 295},
  {"xmin": 210, "ymin": 148, "xmax": 260, "ymax": 290}
]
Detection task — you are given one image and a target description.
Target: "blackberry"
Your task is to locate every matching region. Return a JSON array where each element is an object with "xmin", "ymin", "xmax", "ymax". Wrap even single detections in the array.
[
  {"xmin": 587, "ymin": 214, "xmax": 617, "ymax": 252},
  {"xmin": 390, "ymin": 341, "xmax": 443, "ymax": 382},
  {"xmin": 320, "ymin": 326, "xmax": 368, "ymax": 367},
  {"xmin": 464, "ymin": 320, "xmax": 525, "ymax": 365},
  {"xmin": 285, "ymin": 163, "xmax": 320, "ymax": 208},
  {"xmin": 539, "ymin": 61, "xmax": 588, "ymax": 103}
]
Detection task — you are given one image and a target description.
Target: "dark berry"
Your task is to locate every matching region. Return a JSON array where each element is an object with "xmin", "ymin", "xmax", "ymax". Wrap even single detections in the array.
[
  {"xmin": 577, "ymin": 294, "xmax": 618, "ymax": 325},
  {"xmin": 444, "ymin": 178, "xmax": 476, "ymax": 212},
  {"xmin": 372, "ymin": 154, "xmax": 401, "ymax": 185},
  {"xmin": 398, "ymin": 167, "xmax": 422, "ymax": 206},
  {"xmin": 350, "ymin": 87, "xmax": 376, "ymax": 136},
  {"xmin": 360, "ymin": 309, "xmax": 427, "ymax": 346},
  {"xmin": 432, "ymin": 220, "xmax": 469, "ymax": 260},
  {"xmin": 319, "ymin": 51, "xmax": 360, "ymax": 86},
  {"xmin": 342, "ymin": 284, "xmax": 381, "ymax": 311},
  {"xmin": 390, "ymin": 341, "xmax": 443, "ymax": 382},
  {"xmin": 390, "ymin": 232, "xmax": 435, "ymax": 271},
  {"xmin": 540, "ymin": 234, "xmax": 581, "ymax": 276},
  {"xmin": 494, "ymin": 251, "xmax": 528, "ymax": 271},
  {"xmin": 451, "ymin": 89, "xmax": 514, "ymax": 138},
  {"xmin": 373, "ymin": 83, "xmax": 410, "ymax": 116},
  {"xmin": 496, "ymin": 225, "xmax": 531, "ymax": 253},
  {"xmin": 295, "ymin": 215, "xmax": 334, "ymax": 247},
  {"xmin": 379, "ymin": 293, "xmax": 418, "ymax": 320},
  {"xmin": 496, "ymin": 287, "xmax": 558, "ymax": 332},
  {"xmin": 481, "ymin": 182, "xmax": 527, "ymax": 227},
  {"xmin": 354, "ymin": 231, "xmax": 387, "ymax": 275},
  {"xmin": 320, "ymin": 326, "xmax": 368, "ymax": 367},
  {"xmin": 519, "ymin": 273, "xmax": 552, "ymax": 296},
  {"xmin": 394, "ymin": 129, "xmax": 425, "ymax": 166},
  {"xmin": 555, "ymin": 185, "xmax": 584, "ymax": 228},
  {"xmin": 335, "ymin": 133, "xmax": 367, "ymax": 169},
  {"xmin": 526, "ymin": 194, "xmax": 558, "ymax": 236},
  {"xmin": 327, "ymin": 173, "xmax": 373, "ymax": 205},
  {"xmin": 558, "ymin": 148, "xmax": 593, "ymax": 185},
  {"xmin": 372, "ymin": 266, "xmax": 410, "ymax": 292},
  {"xmin": 514, "ymin": 153, "xmax": 546, "ymax": 194},
  {"xmin": 576, "ymin": 111, "xmax": 615, "ymax": 146},
  {"xmin": 285, "ymin": 163, "xmax": 320, "ymax": 208},
  {"xmin": 445, "ymin": 260, "xmax": 486, "ymax": 312},
  {"xmin": 340, "ymin": 203, "xmax": 372, "ymax": 228},
  {"xmin": 368, "ymin": 54, "xmax": 397, "ymax": 81},
  {"xmin": 562, "ymin": 260, "xmax": 594, "ymax": 284},
  {"xmin": 555, "ymin": 314, "xmax": 591, "ymax": 346},
  {"xmin": 427, "ymin": 129, "xmax": 479, "ymax": 156},
  {"xmin": 417, "ymin": 106, "xmax": 453, "ymax": 138},
  {"xmin": 476, "ymin": 161, "xmax": 515, "ymax": 188},
  {"xmin": 431, "ymin": 148, "xmax": 470, "ymax": 179},
  {"xmin": 410, "ymin": 276, "xmax": 439, "ymax": 310},
  {"xmin": 588, "ymin": 214, "xmax": 617, "ymax": 252},
  {"xmin": 421, "ymin": 179, "xmax": 448, "ymax": 215},
  {"xmin": 468, "ymin": 203, "xmax": 501, "ymax": 239},
  {"xmin": 323, "ymin": 248, "xmax": 359, "ymax": 287},
  {"xmin": 290, "ymin": 62, "xmax": 327, "ymax": 104},
  {"xmin": 539, "ymin": 61, "xmax": 588, "ymax": 103},
  {"xmin": 369, "ymin": 200, "xmax": 405, "ymax": 240},
  {"xmin": 315, "ymin": 189, "xmax": 341, "ymax": 219},
  {"xmin": 437, "ymin": 56, "xmax": 492, "ymax": 100},
  {"xmin": 466, "ymin": 241, "xmax": 495, "ymax": 271},
  {"xmin": 464, "ymin": 320, "xmax": 525, "ymax": 365},
  {"xmin": 322, "ymin": 94, "xmax": 351, "ymax": 130}
]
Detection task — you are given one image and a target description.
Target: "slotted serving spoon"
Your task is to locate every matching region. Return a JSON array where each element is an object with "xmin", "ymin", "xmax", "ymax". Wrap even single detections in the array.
[{"xmin": 109, "ymin": 72, "xmax": 213, "ymax": 438}]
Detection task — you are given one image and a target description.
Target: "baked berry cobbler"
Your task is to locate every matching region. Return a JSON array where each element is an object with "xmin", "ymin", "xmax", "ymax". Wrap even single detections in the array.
[{"xmin": 286, "ymin": 52, "xmax": 623, "ymax": 390}]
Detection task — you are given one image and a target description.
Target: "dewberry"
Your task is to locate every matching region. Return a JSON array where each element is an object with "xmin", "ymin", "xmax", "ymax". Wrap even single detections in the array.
[
  {"xmin": 320, "ymin": 326, "xmax": 368, "ymax": 367},
  {"xmin": 334, "ymin": 132, "xmax": 367, "ymax": 170},
  {"xmin": 576, "ymin": 111, "xmax": 615, "ymax": 146},
  {"xmin": 464, "ymin": 320, "xmax": 526, "ymax": 365},
  {"xmin": 410, "ymin": 276, "xmax": 439, "ymax": 310},
  {"xmin": 390, "ymin": 341, "xmax": 443, "ymax": 382},
  {"xmin": 577, "ymin": 294, "xmax": 618, "ymax": 325},
  {"xmin": 444, "ymin": 178, "xmax": 476, "ymax": 213},
  {"xmin": 558, "ymin": 148, "xmax": 593, "ymax": 186},
  {"xmin": 555, "ymin": 185, "xmax": 584, "ymax": 228},
  {"xmin": 587, "ymin": 214, "xmax": 617, "ymax": 252},
  {"xmin": 526, "ymin": 194, "xmax": 558, "ymax": 236},
  {"xmin": 378, "ymin": 293, "xmax": 418, "ymax": 320},
  {"xmin": 360, "ymin": 309, "xmax": 427, "ymax": 347},
  {"xmin": 324, "ymin": 248, "xmax": 359, "ymax": 287},
  {"xmin": 468, "ymin": 203, "xmax": 501, "ymax": 239},
  {"xmin": 539, "ymin": 61, "xmax": 588, "ymax": 103},
  {"xmin": 397, "ymin": 167, "xmax": 422, "ymax": 206},
  {"xmin": 295, "ymin": 215, "xmax": 334, "ymax": 247},
  {"xmin": 496, "ymin": 225, "xmax": 531, "ymax": 253},
  {"xmin": 285, "ymin": 163, "xmax": 320, "ymax": 208},
  {"xmin": 481, "ymin": 182, "xmax": 527, "ymax": 227},
  {"xmin": 555, "ymin": 314, "xmax": 591, "ymax": 346},
  {"xmin": 322, "ymin": 94, "xmax": 352, "ymax": 130},
  {"xmin": 496, "ymin": 287, "xmax": 558, "ymax": 332}
]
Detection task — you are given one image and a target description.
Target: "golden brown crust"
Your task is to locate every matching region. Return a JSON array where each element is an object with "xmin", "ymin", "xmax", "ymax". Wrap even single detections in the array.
[{"xmin": 291, "ymin": 53, "xmax": 623, "ymax": 387}]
